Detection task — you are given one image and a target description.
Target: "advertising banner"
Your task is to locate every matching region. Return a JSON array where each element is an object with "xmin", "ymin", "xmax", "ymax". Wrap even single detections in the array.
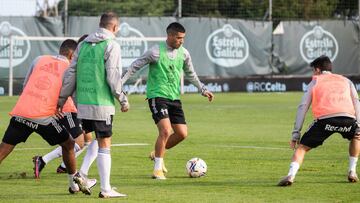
[
  {"xmin": 273, "ymin": 21, "xmax": 360, "ymax": 75},
  {"xmin": 122, "ymin": 75, "xmax": 360, "ymax": 94},
  {"xmin": 5, "ymin": 75, "xmax": 360, "ymax": 96},
  {"xmin": 69, "ymin": 17, "xmax": 273, "ymax": 77},
  {"xmin": 179, "ymin": 17, "xmax": 273, "ymax": 77},
  {"xmin": 0, "ymin": 17, "xmax": 63, "ymax": 79}
]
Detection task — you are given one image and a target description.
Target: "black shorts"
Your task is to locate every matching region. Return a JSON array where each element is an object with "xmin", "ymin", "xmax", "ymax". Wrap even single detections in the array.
[
  {"xmin": 148, "ymin": 97, "xmax": 186, "ymax": 124},
  {"xmin": 300, "ymin": 116, "xmax": 357, "ymax": 148},
  {"xmin": 81, "ymin": 116, "xmax": 113, "ymax": 138},
  {"xmin": 59, "ymin": 113, "xmax": 83, "ymax": 139},
  {"xmin": 2, "ymin": 117, "xmax": 70, "ymax": 146}
]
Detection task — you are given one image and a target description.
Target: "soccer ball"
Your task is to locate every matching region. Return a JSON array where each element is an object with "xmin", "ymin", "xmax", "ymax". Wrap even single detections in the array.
[{"xmin": 186, "ymin": 157, "xmax": 207, "ymax": 178}]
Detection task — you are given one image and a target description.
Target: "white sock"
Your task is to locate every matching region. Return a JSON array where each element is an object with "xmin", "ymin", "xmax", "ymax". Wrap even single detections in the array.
[
  {"xmin": 154, "ymin": 157, "xmax": 163, "ymax": 171},
  {"xmin": 42, "ymin": 146, "xmax": 63, "ymax": 164},
  {"xmin": 60, "ymin": 143, "xmax": 82, "ymax": 168},
  {"xmin": 80, "ymin": 139, "xmax": 98, "ymax": 176},
  {"xmin": 74, "ymin": 143, "xmax": 86, "ymax": 158},
  {"xmin": 68, "ymin": 172, "xmax": 78, "ymax": 190},
  {"xmin": 287, "ymin": 162, "xmax": 300, "ymax": 177},
  {"xmin": 349, "ymin": 156, "xmax": 358, "ymax": 172},
  {"xmin": 97, "ymin": 148, "xmax": 111, "ymax": 192}
]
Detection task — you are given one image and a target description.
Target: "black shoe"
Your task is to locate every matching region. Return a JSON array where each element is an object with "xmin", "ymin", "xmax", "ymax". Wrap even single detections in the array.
[
  {"xmin": 56, "ymin": 165, "xmax": 67, "ymax": 174},
  {"xmin": 277, "ymin": 175, "xmax": 294, "ymax": 186},
  {"xmin": 33, "ymin": 156, "xmax": 45, "ymax": 179}
]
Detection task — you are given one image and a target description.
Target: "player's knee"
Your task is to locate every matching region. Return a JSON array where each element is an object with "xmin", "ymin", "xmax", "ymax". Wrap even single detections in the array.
[
  {"xmin": 297, "ymin": 144, "xmax": 311, "ymax": 153},
  {"xmin": 178, "ymin": 131, "xmax": 188, "ymax": 140},
  {"xmin": 75, "ymin": 138, "xmax": 85, "ymax": 149},
  {"xmin": 76, "ymin": 141, "xmax": 84, "ymax": 149},
  {"xmin": 159, "ymin": 129, "xmax": 171, "ymax": 138}
]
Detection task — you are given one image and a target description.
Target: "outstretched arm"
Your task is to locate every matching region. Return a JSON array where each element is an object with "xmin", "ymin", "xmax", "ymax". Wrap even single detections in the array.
[
  {"xmin": 183, "ymin": 49, "xmax": 214, "ymax": 102},
  {"xmin": 122, "ymin": 45, "xmax": 159, "ymax": 85},
  {"xmin": 290, "ymin": 80, "xmax": 314, "ymax": 149}
]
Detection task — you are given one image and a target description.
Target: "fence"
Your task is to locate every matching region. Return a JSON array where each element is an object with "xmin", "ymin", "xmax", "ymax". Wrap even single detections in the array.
[{"xmin": 2, "ymin": 1, "xmax": 359, "ymax": 20}]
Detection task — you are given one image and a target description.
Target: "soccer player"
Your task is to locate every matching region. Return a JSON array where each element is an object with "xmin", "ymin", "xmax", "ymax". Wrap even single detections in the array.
[
  {"xmin": 278, "ymin": 55, "xmax": 360, "ymax": 186},
  {"xmin": 121, "ymin": 22, "xmax": 214, "ymax": 180},
  {"xmin": 32, "ymin": 35, "xmax": 96, "ymax": 189},
  {"xmin": 0, "ymin": 39, "xmax": 91, "ymax": 195},
  {"xmin": 57, "ymin": 12, "xmax": 128, "ymax": 198}
]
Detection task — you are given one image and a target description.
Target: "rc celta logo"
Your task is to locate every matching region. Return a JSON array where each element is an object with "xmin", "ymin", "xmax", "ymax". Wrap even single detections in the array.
[
  {"xmin": 205, "ymin": 24, "xmax": 249, "ymax": 68},
  {"xmin": 300, "ymin": 26, "xmax": 338, "ymax": 63},
  {"xmin": 0, "ymin": 21, "xmax": 31, "ymax": 68},
  {"xmin": 117, "ymin": 22, "xmax": 148, "ymax": 67},
  {"xmin": 246, "ymin": 81, "xmax": 286, "ymax": 92}
]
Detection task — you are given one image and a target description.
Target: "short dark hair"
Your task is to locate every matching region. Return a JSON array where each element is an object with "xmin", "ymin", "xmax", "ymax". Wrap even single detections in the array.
[
  {"xmin": 166, "ymin": 22, "xmax": 186, "ymax": 35},
  {"xmin": 99, "ymin": 12, "xmax": 119, "ymax": 28},
  {"xmin": 59, "ymin": 39, "xmax": 77, "ymax": 56},
  {"xmin": 310, "ymin": 55, "xmax": 332, "ymax": 72},
  {"xmin": 77, "ymin": 34, "xmax": 88, "ymax": 43}
]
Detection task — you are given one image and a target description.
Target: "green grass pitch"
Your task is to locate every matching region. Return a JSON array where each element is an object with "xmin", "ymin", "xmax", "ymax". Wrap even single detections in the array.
[{"xmin": 1, "ymin": 93, "xmax": 360, "ymax": 202}]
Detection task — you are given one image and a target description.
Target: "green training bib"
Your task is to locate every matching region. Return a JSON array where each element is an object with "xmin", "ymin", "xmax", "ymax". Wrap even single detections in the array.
[
  {"xmin": 76, "ymin": 40, "xmax": 115, "ymax": 106},
  {"xmin": 147, "ymin": 42, "xmax": 184, "ymax": 100}
]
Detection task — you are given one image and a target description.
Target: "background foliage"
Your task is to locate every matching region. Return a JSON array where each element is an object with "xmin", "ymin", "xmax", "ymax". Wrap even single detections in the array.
[{"xmin": 61, "ymin": 0, "xmax": 358, "ymax": 20}]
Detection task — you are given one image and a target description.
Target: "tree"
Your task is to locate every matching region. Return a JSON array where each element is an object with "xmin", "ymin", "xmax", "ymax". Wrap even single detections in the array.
[
  {"xmin": 62, "ymin": 0, "xmax": 175, "ymax": 16},
  {"xmin": 61, "ymin": 0, "xmax": 358, "ymax": 20}
]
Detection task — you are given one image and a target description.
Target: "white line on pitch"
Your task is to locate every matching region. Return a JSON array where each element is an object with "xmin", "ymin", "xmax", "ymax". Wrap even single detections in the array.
[
  {"xmin": 14, "ymin": 143, "xmax": 149, "ymax": 151},
  {"xmin": 14, "ymin": 147, "xmax": 51, "ymax": 151},
  {"xmin": 213, "ymin": 145, "xmax": 289, "ymax": 150},
  {"xmin": 112, "ymin": 143, "xmax": 149, "ymax": 147}
]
